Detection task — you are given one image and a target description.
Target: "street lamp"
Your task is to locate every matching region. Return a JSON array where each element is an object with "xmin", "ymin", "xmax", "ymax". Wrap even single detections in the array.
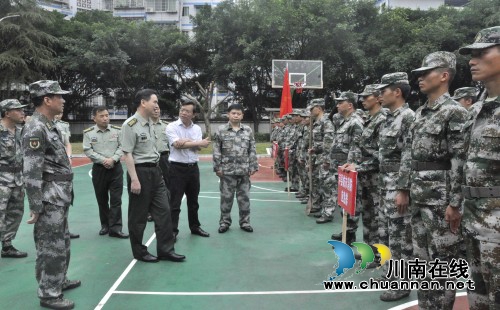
[{"xmin": 0, "ymin": 14, "xmax": 20, "ymax": 23}]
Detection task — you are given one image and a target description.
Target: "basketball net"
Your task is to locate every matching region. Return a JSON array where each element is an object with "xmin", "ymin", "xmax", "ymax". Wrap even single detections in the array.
[{"xmin": 293, "ymin": 82, "xmax": 305, "ymax": 94}]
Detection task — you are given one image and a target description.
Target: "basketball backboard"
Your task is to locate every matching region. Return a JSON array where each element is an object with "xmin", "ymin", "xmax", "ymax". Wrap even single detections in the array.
[{"xmin": 272, "ymin": 60, "xmax": 323, "ymax": 89}]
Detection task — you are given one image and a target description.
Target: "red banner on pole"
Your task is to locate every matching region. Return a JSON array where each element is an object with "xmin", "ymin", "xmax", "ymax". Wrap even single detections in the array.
[
  {"xmin": 279, "ymin": 68, "xmax": 292, "ymax": 117},
  {"xmin": 284, "ymin": 147, "xmax": 289, "ymax": 171},
  {"xmin": 337, "ymin": 167, "xmax": 358, "ymax": 216},
  {"xmin": 272, "ymin": 142, "xmax": 278, "ymax": 158}
]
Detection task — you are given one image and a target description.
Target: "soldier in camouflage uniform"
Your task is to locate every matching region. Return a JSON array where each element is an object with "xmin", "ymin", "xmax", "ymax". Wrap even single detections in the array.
[
  {"xmin": 320, "ymin": 92, "xmax": 363, "ymax": 226},
  {"xmin": 272, "ymin": 118, "xmax": 283, "ymax": 176},
  {"xmin": 339, "ymin": 85, "xmax": 386, "ymax": 249},
  {"xmin": 285, "ymin": 110, "xmax": 302, "ymax": 192},
  {"xmin": 213, "ymin": 104, "xmax": 258, "ymax": 233},
  {"xmin": 54, "ymin": 113, "xmax": 79, "ymax": 240},
  {"xmin": 398, "ymin": 52, "xmax": 468, "ymax": 309},
  {"xmin": 83, "ymin": 106, "xmax": 127, "ymax": 238},
  {"xmin": 458, "ymin": 26, "xmax": 500, "ymax": 310},
  {"xmin": 0, "ymin": 99, "xmax": 28, "ymax": 259},
  {"xmin": 296, "ymin": 110, "xmax": 311, "ymax": 202},
  {"xmin": 308, "ymin": 99, "xmax": 334, "ymax": 215},
  {"xmin": 23, "ymin": 80, "xmax": 80, "ymax": 310},
  {"xmin": 277, "ymin": 116, "xmax": 290, "ymax": 178},
  {"xmin": 452, "ymin": 87, "xmax": 478, "ymax": 111},
  {"xmin": 375, "ymin": 73, "xmax": 416, "ymax": 301}
]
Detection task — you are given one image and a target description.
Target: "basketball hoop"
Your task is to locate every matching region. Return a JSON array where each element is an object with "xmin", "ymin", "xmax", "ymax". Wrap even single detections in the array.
[{"xmin": 293, "ymin": 82, "xmax": 306, "ymax": 94}]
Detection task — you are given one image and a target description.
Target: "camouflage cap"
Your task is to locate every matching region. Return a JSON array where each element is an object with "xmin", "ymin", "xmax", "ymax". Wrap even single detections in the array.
[
  {"xmin": 359, "ymin": 84, "xmax": 381, "ymax": 96},
  {"xmin": 284, "ymin": 114, "xmax": 293, "ymax": 120},
  {"xmin": 289, "ymin": 109, "xmax": 302, "ymax": 116},
  {"xmin": 376, "ymin": 72, "xmax": 409, "ymax": 89},
  {"xmin": 300, "ymin": 110, "xmax": 310, "ymax": 117},
  {"xmin": 29, "ymin": 80, "xmax": 70, "ymax": 98},
  {"xmin": 459, "ymin": 26, "xmax": 500, "ymax": 55},
  {"xmin": 0, "ymin": 99, "xmax": 27, "ymax": 112},
  {"xmin": 452, "ymin": 87, "xmax": 477, "ymax": 100},
  {"xmin": 334, "ymin": 91, "xmax": 358, "ymax": 103},
  {"xmin": 412, "ymin": 51, "xmax": 456, "ymax": 73},
  {"xmin": 307, "ymin": 98, "xmax": 325, "ymax": 110}
]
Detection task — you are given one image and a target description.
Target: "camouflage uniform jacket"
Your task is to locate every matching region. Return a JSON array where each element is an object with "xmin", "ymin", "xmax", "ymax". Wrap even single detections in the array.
[
  {"xmin": 379, "ymin": 104, "xmax": 415, "ymax": 191},
  {"xmin": 348, "ymin": 108, "xmax": 387, "ymax": 173},
  {"xmin": 462, "ymin": 94, "xmax": 500, "ymax": 211},
  {"xmin": 0, "ymin": 122, "xmax": 23, "ymax": 186},
  {"xmin": 271, "ymin": 126, "xmax": 280, "ymax": 142},
  {"xmin": 311, "ymin": 115, "xmax": 334, "ymax": 165},
  {"xmin": 22, "ymin": 112, "xmax": 73, "ymax": 213},
  {"xmin": 299, "ymin": 124, "xmax": 310, "ymax": 162},
  {"xmin": 399, "ymin": 93, "xmax": 467, "ymax": 207},
  {"xmin": 278, "ymin": 124, "xmax": 290, "ymax": 148},
  {"xmin": 213, "ymin": 122, "xmax": 258, "ymax": 175},
  {"xmin": 83, "ymin": 124, "xmax": 123, "ymax": 164},
  {"xmin": 328, "ymin": 113, "xmax": 364, "ymax": 166}
]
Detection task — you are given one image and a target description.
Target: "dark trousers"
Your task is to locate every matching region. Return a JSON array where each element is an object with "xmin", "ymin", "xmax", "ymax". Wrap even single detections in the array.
[
  {"xmin": 92, "ymin": 163, "xmax": 123, "ymax": 233},
  {"xmin": 169, "ymin": 162, "xmax": 201, "ymax": 233},
  {"xmin": 127, "ymin": 166, "xmax": 175, "ymax": 258},
  {"xmin": 158, "ymin": 154, "xmax": 171, "ymax": 196}
]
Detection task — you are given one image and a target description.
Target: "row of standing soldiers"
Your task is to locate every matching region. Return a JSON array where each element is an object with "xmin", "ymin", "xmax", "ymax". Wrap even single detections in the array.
[{"xmin": 270, "ymin": 26, "xmax": 499, "ymax": 310}]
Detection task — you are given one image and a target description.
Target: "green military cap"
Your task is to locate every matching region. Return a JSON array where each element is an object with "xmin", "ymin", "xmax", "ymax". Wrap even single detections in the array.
[
  {"xmin": 307, "ymin": 98, "xmax": 325, "ymax": 110},
  {"xmin": 284, "ymin": 114, "xmax": 293, "ymax": 120},
  {"xmin": 459, "ymin": 26, "xmax": 500, "ymax": 55},
  {"xmin": 289, "ymin": 109, "xmax": 301, "ymax": 116},
  {"xmin": 376, "ymin": 72, "xmax": 409, "ymax": 89},
  {"xmin": 452, "ymin": 87, "xmax": 477, "ymax": 100},
  {"xmin": 0, "ymin": 99, "xmax": 27, "ymax": 112},
  {"xmin": 334, "ymin": 91, "xmax": 358, "ymax": 103},
  {"xmin": 29, "ymin": 80, "xmax": 70, "ymax": 98},
  {"xmin": 300, "ymin": 110, "xmax": 310, "ymax": 117},
  {"xmin": 359, "ymin": 84, "xmax": 381, "ymax": 96},
  {"xmin": 412, "ymin": 51, "xmax": 456, "ymax": 73}
]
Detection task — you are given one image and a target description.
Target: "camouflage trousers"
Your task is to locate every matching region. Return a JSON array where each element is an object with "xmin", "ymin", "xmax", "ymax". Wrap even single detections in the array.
[
  {"xmin": 345, "ymin": 173, "xmax": 379, "ymax": 245},
  {"xmin": 298, "ymin": 159, "xmax": 309, "ymax": 195},
  {"xmin": 310, "ymin": 163, "xmax": 321, "ymax": 210},
  {"xmin": 319, "ymin": 165, "xmax": 336, "ymax": 218},
  {"xmin": 411, "ymin": 204, "xmax": 463, "ymax": 310},
  {"xmin": 462, "ymin": 199, "xmax": 500, "ymax": 310},
  {"xmin": 378, "ymin": 190, "xmax": 413, "ymax": 275},
  {"xmin": 0, "ymin": 185, "xmax": 24, "ymax": 247},
  {"xmin": 35, "ymin": 203, "xmax": 71, "ymax": 299},
  {"xmin": 219, "ymin": 175, "xmax": 251, "ymax": 227}
]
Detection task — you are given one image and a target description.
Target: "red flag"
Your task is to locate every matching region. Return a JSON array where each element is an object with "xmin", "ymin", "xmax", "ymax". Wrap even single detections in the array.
[{"xmin": 279, "ymin": 68, "xmax": 292, "ymax": 117}]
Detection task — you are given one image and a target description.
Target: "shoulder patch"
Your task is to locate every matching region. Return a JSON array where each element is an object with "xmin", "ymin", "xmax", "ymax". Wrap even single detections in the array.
[
  {"xmin": 127, "ymin": 119, "xmax": 137, "ymax": 127},
  {"xmin": 111, "ymin": 125, "xmax": 122, "ymax": 130},
  {"xmin": 46, "ymin": 122, "xmax": 53, "ymax": 130},
  {"xmin": 29, "ymin": 137, "xmax": 41, "ymax": 150},
  {"xmin": 83, "ymin": 127, "xmax": 94, "ymax": 133}
]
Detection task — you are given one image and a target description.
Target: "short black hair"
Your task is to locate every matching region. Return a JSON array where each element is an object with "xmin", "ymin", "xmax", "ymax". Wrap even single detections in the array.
[
  {"xmin": 227, "ymin": 104, "xmax": 243, "ymax": 112},
  {"xmin": 92, "ymin": 106, "xmax": 108, "ymax": 116},
  {"xmin": 32, "ymin": 95, "xmax": 58, "ymax": 108},
  {"xmin": 134, "ymin": 89, "xmax": 157, "ymax": 108},
  {"xmin": 388, "ymin": 83, "xmax": 411, "ymax": 100},
  {"xmin": 181, "ymin": 100, "xmax": 197, "ymax": 113}
]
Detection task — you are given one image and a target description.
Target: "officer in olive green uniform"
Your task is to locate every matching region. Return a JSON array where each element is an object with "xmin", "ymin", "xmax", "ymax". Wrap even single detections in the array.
[
  {"xmin": 83, "ymin": 106, "xmax": 127, "ymax": 238},
  {"xmin": 121, "ymin": 89, "xmax": 184, "ymax": 263},
  {"xmin": 0, "ymin": 99, "xmax": 28, "ymax": 259},
  {"xmin": 23, "ymin": 80, "xmax": 80, "ymax": 310}
]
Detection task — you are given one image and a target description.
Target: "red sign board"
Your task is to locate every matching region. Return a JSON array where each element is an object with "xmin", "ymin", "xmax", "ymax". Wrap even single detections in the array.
[
  {"xmin": 272, "ymin": 142, "xmax": 278, "ymax": 158},
  {"xmin": 284, "ymin": 147, "xmax": 289, "ymax": 171},
  {"xmin": 337, "ymin": 167, "xmax": 358, "ymax": 216}
]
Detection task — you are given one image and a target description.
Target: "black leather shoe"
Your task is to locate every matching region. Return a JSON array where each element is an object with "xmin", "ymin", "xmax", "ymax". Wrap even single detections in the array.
[
  {"xmin": 158, "ymin": 252, "xmax": 186, "ymax": 262},
  {"xmin": 218, "ymin": 225, "xmax": 229, "ymax": 233},
  {"xmin": 69, "ymin": 232, "xmax": 80, "ymax": 239},
  {"xmin": 62, "ymin": 279, "xmax": 81, "ymax": 291},
  {"xmin": 40, "ymin": 297, "xmax": 74, "ymax": 310},
  {"xmin": 191, "ymin": 227, "xmax": 210, "ymax": 237},
  {"xmin": 316, "ymin": 217, "xmax": 332, "ymax": 224},
  {"xmin": 240, "ymin": 225, "xmax": 253, "ymax": 233},
  {"xmin": 1, "ymin": 246, "xmax": 27, "ymax": 258},
  {"xmin": 99, "ymin": 227, "xmax": 109, "ymax": 236},
  {"xmin": 313, "ymin": 213, "xmax": 322, "ymax": 218},
  {"xmin": 136, "ymin": 254, "xmax": 159, "ymax": 263},
  {"xmin": 109, "ymin": 231, "xmax": 129, "ymax": 239}
]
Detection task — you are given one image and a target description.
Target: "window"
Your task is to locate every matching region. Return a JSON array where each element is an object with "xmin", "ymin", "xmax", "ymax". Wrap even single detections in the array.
[{"xmin": 182, "ymin": 6, "xmax": 189, "ymax": 16}]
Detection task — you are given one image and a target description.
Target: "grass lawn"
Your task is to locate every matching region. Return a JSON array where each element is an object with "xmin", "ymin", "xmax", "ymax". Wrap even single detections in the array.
[{"xmin": 72, "ymin": 142, "xmax": 271, "ymax": 156}]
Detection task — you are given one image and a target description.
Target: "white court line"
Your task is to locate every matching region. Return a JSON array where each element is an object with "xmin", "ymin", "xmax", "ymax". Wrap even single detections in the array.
[
  {"xmin": 94, "ymin": 233, "xmax": 157, "ymax": 310},
  {"xmin": 112, "ymin": 288, "xmax": 387, "ymax": 296},
  {"xmin": 198, "ymin": 195, "xmax": 294, "ymax": 203},
  {"xmin": 73, "ymin": 162, "xmax": 92, "ymax": 168},
  {"xmin": 386, "ymin": 291, "xmax": 467, "ymax": 310},
  {"xmin": 252, "ymin": 185, "xmax": 284, "ymax": 193},
  {"xmin": 199, "ymin": 191, "xmax": 289, "ymax": 194}
]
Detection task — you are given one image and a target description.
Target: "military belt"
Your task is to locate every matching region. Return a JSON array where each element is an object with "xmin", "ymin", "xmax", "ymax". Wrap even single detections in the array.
[
  {"xmin": 42, "ymin": 172, "xmax": 73, "ymax": 182},
  {"xmin": 411, "ymin": 160, "xmax": 451, "ymax": 171},
  {"xmin": 135, "ymin": 162, "xmax": 159, "ymax": 168},
  {"xmin": 331, "ymin": 153, "xmax": 348, "ymax": 161},
  {"xmin": 170, "ymin": 161, "xmax": 197, "ymax": 167},
  {"xmin": 0, "ymin": 166, "xmax": 22, "ymax": 173},
  {"xmin": 462, "ymin": 186, "xmax": 500, "ymax": 199},
  {"xmin": 379, "ymin": 164, "xmax": 400, "ymax": 173}
]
